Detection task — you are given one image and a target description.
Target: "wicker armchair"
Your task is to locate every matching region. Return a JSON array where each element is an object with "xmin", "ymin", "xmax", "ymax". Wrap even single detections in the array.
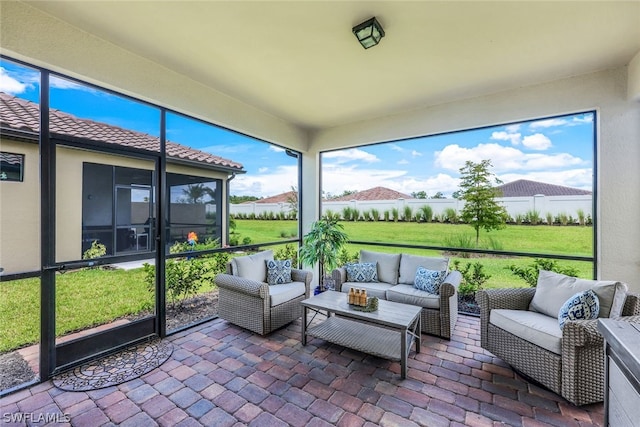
[
  {"xmin": 477, "ymin": 286, "xmax": 640, "ymax": 406},
  {"xmin": 215, "ymin": 250, "xmax": 312, "ymax": 335}
]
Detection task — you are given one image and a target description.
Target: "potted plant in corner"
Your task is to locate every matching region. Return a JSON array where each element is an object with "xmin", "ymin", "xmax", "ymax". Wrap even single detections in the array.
[{"xmin": 299, "ymin": 216, "xmax": 349, "ymax": 293}]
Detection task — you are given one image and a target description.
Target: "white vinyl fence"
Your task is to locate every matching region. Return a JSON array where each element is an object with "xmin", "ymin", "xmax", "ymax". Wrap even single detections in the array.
[{"xmin": 231, "ymin": 195, "xmax": 592, "ymax": 222}]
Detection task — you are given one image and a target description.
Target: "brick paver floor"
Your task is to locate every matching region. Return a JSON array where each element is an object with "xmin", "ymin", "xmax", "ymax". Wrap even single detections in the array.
[{"xmin": 0, "ymin": 315, "xmax": 603, "ymax": 426}]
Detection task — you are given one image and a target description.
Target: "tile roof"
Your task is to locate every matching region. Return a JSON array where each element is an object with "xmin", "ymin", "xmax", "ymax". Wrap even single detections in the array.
[
  {"xmin": 497, "ymin": 179, "xmax": 592, "ymax": 197},
  {"xmin": 251, "ymin": 190, "xmax": 297, "ymax": 204},
  {"xmin": 330, "ymin": 186, "xmax": 413, "ymax": 201},
  {"xmin": 0, "ymin": 92, "xmax": 243, "ymax": 171}
]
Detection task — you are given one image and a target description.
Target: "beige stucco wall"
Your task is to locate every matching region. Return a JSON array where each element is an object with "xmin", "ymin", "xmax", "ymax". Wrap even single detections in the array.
[
  {"xmin": 0, "ymin": 140, "xmax": 232, "ymax": 274},
  {"xmin": 0, "ymin": 139, "xmax": 40, "ymax": 275}
]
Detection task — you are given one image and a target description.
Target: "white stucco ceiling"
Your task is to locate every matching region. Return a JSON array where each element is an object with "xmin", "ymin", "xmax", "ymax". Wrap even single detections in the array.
[{"xmin": 24, "ymin": 1, "xmax": 640, "ymax": 131}]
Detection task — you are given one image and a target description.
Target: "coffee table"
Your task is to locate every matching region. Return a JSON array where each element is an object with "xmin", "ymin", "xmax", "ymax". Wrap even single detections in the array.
[{"xmin": 301, "ymin": 290, "xmax": 422, "ymax": 379}]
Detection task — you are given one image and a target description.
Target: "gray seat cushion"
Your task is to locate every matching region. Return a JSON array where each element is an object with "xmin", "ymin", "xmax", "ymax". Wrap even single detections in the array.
[
  {"xmin": 490, "ymin": 309, "xmax": 563, "ymax": 354},
  {"xmin": 386, "ymin": 284, "xmax": 440, "ymax": 309},
  {"xmin": 269, "ymin": 281, "xmax": 306, "ymax": 307},
  {"xmin": 341, "ymin": 282, "xmax": 393, "ymax": 300}
]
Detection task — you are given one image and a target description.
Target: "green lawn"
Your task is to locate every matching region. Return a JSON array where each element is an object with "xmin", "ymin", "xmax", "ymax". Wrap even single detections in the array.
[
  {"xmin": 235, "ymin": 219, "xmax": 594, "ymax": 287},
  {"xmin": 1, "ymin": 219, "xmax": 593, "ymax": 353}
]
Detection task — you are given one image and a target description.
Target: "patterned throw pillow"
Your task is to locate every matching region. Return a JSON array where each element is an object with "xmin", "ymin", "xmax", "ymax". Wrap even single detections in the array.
[
  {"xmin": 558, "ymin": 289, "xmax": 600, "ymax": 330},
  {"xmin": 345, "ymin": 262, "xmax": 378, "ymax": 282},
  {"xmin": 414, "ymin": 267, "xmax": 447, "ymax": 294},
  {"xmin": 266, "ymin": 259, "xmax": 292, "ymax": 285}
]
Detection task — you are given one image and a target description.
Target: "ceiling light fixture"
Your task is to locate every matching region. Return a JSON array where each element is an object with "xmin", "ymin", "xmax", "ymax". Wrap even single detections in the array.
[{"xmin": 352, "ymin": 17, "xmax": 385, "ymax": 49}]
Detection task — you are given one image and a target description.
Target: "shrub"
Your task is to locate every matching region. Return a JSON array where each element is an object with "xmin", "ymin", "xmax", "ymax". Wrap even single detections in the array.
[
  {"xmin": 514, "ymin": 214, "xmax": 524, "ymax": 225},
  {"xmin": 370, "ymin": 208, "xmax": 380, "ymax": 221},
  {"xmin": 555, "ymin": 212, "xmax": 569, "ymax": 226},
  {"xmin": 443, "ymin": 234, "xmax": 474, "ymax": 258},
  {"xmin": 342, "ymin": 207, "xmax": 353, "ymax": 221},
  {"xmin": 383, "ymin": 210, "xmax": 390, "ymax": 221},
  {"xmin": 352, "ymin": 209, "xmax": 361, "ymax": 222},
  {"xmin": 443, "ymin": 208, "xmax": 458, "ymax": 223},
  {"xmin": 507, "ymin": 258, "xmax": 579, "ymax": 287},
  {"xmin": 391, "ymin": 208, "xmax": 399, "ymax": 222},
  {"xmin": 337, "ymin": 247, "xmax": 359, "ymax": 266},
  {"xmin": 545, "ymin": 212, "xmax": 553, "ymax": 225},
  {"xmin": 274, "ymin": 244, "xmax": 298, "ymax": 266},
  {"xmin": 577, "ymin": 209, "xmax": 586, "ymax": 226},
  {"xmin": 486, "ymin": 236, "xmax": 503, "ymax": 251},
  {"xmin": 452, "ymin": 260, "xmax": 491, "ymax": 296},
  {"xmin": 279, "ymin": 228, "xmax": 297, "ymax": 238},
  {"xmin": 82, "ymin": 240, "xmax": 106, "ymax": 260},
  {"xmin": 403, "ymin": 206, "xmax": 413, "ymax": 222},
  {"xmin": 419, "ymin": 205, "xmax": 433, "ymax": 223},
  {"xmin": 526, "ymin": 209, "xmax": 541, "ymax": 225},
  {"xmin": 324, "ymin": 210, "xmax": 340, "ymax": 221}
]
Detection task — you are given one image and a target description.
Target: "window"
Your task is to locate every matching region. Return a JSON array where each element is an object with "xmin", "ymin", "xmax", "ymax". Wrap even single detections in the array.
[{"xmin": 0, "ymin": 152, "xmax": 25, "ymax": 182}]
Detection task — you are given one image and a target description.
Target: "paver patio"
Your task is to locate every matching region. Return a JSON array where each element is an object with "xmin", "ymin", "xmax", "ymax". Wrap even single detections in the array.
[{"xmin": 0, "ymin": 315, "xmax": 603, "ymax": 426}]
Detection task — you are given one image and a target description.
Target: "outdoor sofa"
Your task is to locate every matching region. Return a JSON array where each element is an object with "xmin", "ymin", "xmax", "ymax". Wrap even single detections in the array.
[
  {"xmin": 477, "ymin": 270, "xmax": 640, "ymax": 406},
  {"xmin": 215, "ymin": 250, "xmax": 312, "ymax": 335},
  {"xmin": 332, "ymin": 250, "xmax": 462, "ymax": 339}
]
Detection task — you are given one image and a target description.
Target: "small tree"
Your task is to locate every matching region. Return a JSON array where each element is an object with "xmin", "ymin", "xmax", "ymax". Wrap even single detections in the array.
[
  {"xmin": 299, "ymin": 217, "xmax": 349, "ymax": 283},
  {"xmin": 458, "ymin": 160, "xmax": 508, "ymax": 247}
]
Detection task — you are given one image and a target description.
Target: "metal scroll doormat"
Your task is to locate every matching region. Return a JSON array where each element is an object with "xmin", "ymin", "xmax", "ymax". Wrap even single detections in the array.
[{"xmin": 53, "ymin": 338, "xmax": 173, "ymax": 391}]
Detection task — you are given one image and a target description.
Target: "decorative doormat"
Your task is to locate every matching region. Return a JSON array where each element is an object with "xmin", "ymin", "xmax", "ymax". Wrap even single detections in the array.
[{"xmin": 53, "ymin": 338, "xmax": 173, "ymax": 391}]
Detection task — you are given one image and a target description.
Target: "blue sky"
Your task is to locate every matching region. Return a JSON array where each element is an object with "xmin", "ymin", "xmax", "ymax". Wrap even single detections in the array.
[{"xmin": 1, "ymin": 59, "xmax": 593, "ymax": 198}]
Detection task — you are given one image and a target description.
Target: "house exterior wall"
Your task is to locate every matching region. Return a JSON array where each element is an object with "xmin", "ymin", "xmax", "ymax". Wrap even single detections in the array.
[
  {"xmin": 0, "ymin": 139, "xmax": 40, "ymax": 275},
  {"xmin": 0, "ymin": 139, "xmax": 230, "ymax": 275}
]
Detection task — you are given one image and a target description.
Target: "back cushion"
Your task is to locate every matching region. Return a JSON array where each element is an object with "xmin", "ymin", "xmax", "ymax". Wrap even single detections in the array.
[
  {"xmin": 529, "ymin": 270, "xmax": 628, "ymax": 319},
  {"xmin": 360, "ymin": 250, "xmax": 401, "ymax": 284},
  {"xmin": 398, "ymin": 254, "xmax": 450, "ymax": 285},
  {"xmin": 231, "ymin": 250, "xmax": 274, "ymax": 282}
]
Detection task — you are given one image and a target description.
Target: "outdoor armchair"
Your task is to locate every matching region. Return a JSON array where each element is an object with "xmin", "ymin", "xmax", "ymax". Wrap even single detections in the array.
[
  {"xmin": 215, "ymin": 250, "xmax": 312, "ymax": 335},
  {"xmin": 477, "ymin": 272, "xmax": 640, "ymax": 406}
]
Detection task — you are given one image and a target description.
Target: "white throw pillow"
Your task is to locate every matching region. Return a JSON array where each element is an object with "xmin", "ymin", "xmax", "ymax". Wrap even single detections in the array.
[
  {"xmin": 360, "ymin": 250, "xmax": 401, "ymax": 284},
  {"xmin": 398, "ymin": 254, "xmax": 449, "ymax": 285}
]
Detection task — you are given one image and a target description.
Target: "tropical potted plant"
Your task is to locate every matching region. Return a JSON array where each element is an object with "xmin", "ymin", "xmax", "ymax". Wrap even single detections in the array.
[{"xmin": 299, "ymin": 216, "xmax": 349, "ymax": 292}]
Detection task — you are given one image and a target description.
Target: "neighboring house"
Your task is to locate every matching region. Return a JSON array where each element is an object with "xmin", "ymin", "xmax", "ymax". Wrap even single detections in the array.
[
  {"xmin": 329, "ymin": 186, "xmax": 412, "ymax": 201},
  {"xmin": 0, "ymin": 92, "xmax": 244, "ymax": 275},
  {"xmin": 251, "ymin": 190, "xmax": 297, "ymax": 204},
  {"xmin": 496, "ymin": 179, "xmax": 592, "ymax": 197}
]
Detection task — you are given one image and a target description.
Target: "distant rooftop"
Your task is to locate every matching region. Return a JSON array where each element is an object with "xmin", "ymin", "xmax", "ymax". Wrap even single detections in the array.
[
  {"xmin": 251, "ymin": 191, "xmax": 297, "ymax": 204},
  {"xmin": 330, "ymin": 186, "xmax": 413, "ymax": 201},
  {"xmin": 0, "ymin": 92, "xmax": 244, "ymax": 172},
  {"xmin": 497, "ymin": 179, "xmax": 592, "ymax": 197}
]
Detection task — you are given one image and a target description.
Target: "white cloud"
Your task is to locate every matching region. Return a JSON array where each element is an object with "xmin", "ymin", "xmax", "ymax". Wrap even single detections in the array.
[
  {"xmin": 411, "ymin": 150, "xmax": 422, "ymax": 157},
  {"xmin": 434, "ymin": 143, "xmax": 584, "ymax": 173},
  {"xmin": 269, "ymin": 146, "xmax": 285, "ymax": 153},
  {"xmin": 231, "ymin": 165, "xmax": 298, "ymax": 197},
  {"xmin": 258, "ymin": 167, "xmax": 269, "ymax": 173},
  {"xmin": 397, "ymin": 159, "xmax": 409, "ymax": 165},
  {"xmin": 529, "ymin": 118, "xmax": 568, "ymax": 129},
  {"xmin": 522, "ymin": 133, "xmax": 552, "ymax": 150},
  {"xmin": 389, "ymin": 144, "xmax": 404, "ymax": 152},
  {"xmin": 395, "ymin": 173, "xmax": 460, "ymax": 196},
  {"xmin": 572, "ymin": 115, "xmax": 593, "ymax": 125},
  {"xmin": 0, "ymin": 67, "xmax": 29, "ymax": 94},
  {"xmin": 323, "ymin": 148, "xmax": 380, "ymax": 164},
  {"xmin": 491, "ymin": 131, "xmax": 521, "ymax": 145},
  {"xmin": 505, "ymin": 124, "xmax": 521, "ymax": 133}
]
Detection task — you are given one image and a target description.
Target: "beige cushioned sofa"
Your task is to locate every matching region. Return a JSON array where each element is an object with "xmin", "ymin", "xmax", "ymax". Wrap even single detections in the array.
[{"xmin": 332, "ymin": 250, "xmax": 462, "ymax": 339}]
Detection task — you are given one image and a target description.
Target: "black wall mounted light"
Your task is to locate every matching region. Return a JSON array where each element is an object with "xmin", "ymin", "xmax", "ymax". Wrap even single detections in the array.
[{"xmin": 352, "ymin": 17, "xmax": 385, "ymax": 49}]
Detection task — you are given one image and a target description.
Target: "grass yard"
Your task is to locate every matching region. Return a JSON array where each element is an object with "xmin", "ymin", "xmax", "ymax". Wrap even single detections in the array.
[
  {"xmin": 235, "ymin": 219, "xmax": 594, "ymax": 287},
  {"xmin": 1, "ymin": 219, "xmax": 593, "ymax": 353},
  {"xmin": 0, "ymin": 264, "xmax": 218, "ymax": 353}
]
